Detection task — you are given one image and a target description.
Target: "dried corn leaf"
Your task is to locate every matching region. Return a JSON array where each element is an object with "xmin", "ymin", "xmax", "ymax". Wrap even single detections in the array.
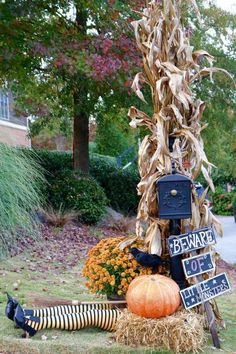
[
  {"xmin": 156, "ymin": 77, "xmax": 169, "ymax": 104},
  {"xmin": 131, "ymin": 72, "xmax": 147, "ymax": 103},
  {"xmin": 168, "ymin": 73, "xmax": 183, "ymax": 96},
  {"xmin": 169, "ymin": 104, "xmax": 184, "ymax": 125},
  {"xmin": 198, "ymin": 186, "xmax": 209, "ymax": 207},
  {"xmin": 191, "ymin": 202, "xmax": 201, "ymax": 229},
  {"xmin": 192, "ymin": 50, "xmax": 214, "ymax": 64},
  {"xmin": 210, "ymin": 213, "xmax": 223, "ymax": 237},
  {"xmin": 118, "ymin": 236, "xmax": 138, "ymax": 251},
  {"xmin": 145, "ymin": 221, "xmax": 162, "ymax": 256},
  {"xmin": 201, "ymin": 165, "xmax": 215, "ymax": 192},
  {"xmin": 190, "ymin": 100, "xmax": 205, "ymax": 121},
  {"xmin": 199, "ymin": 204, "xmax": 209, "ymax": 226},
  {"xmin": 128, "ymin": 106, "xmax": 154, "ymax": 130},
  {"xmin": 131, "ymin": 19, "xmax": 147, "ymax": 51},
  {"xmin": 190, "ymin": 67, "xmax": 234, "ymax": 83},
  {"xmin": 129, "ymin": 106, "xmax": 151, "ymax": 120}
]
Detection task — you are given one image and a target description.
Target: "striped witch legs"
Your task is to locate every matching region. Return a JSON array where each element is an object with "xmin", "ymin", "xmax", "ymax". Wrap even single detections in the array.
[
  {"xmin": 26, "ymin": 309, "xmax": 120, "ymax": 332},
  {"xmin": 14, "ymin": 302, "xmax": 121, "ymax": 336}
]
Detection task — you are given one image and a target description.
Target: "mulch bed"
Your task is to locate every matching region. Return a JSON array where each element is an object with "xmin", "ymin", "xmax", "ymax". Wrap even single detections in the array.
[
  {"xmin": 7, "ymin": 223, "xmax": 236, "ymax": 285},
  {"xmin": 8, "ymin": 223, "xmax": 126, "ymax": 273},
  {"xmin": 216, "ymin": 258, "xmax": 236, "ymax": 288}
]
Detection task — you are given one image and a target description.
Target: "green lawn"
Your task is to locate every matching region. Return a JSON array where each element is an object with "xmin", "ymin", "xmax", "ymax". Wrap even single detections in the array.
[{"xmin": 0, "ymin": 248, "xmax": 235, "ymax": 354}]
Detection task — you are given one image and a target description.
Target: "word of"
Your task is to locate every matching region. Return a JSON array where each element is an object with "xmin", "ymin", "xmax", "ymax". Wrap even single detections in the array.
[{"xmin": 182, "ymin": 252, "xmax": 214, "ymax": 278}]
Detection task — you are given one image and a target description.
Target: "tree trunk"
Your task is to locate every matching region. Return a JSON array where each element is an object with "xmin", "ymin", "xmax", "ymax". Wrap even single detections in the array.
[
  {"xmin": 73, "ymin": 90, "xmax": 89, "ymax": 173},
  {"xmin": 72, "ymin": 6, "xmax": 89, "ymax": 173}
]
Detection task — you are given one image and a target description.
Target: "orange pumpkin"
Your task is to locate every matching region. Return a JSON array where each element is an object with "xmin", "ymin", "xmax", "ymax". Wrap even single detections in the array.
[{"xmin": 126, "ymin": 274, "xmax": 181, "ymax": 318}]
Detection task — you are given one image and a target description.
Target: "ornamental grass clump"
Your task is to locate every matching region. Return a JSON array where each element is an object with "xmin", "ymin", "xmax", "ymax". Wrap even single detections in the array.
[
  {"xmin": 0, "ymin": 144, "xmax": 45, "ymax": 256},
  {"xmin": 83, "ymin": 237, "xmax": 152, "ymax": 296}
]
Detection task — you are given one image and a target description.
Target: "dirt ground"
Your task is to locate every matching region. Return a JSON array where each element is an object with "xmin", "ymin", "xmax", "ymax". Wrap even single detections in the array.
[
  {"xmin": 216, "ymin": 258, "xmax": 236, "ymax": 288},
  {"xmin": 8, "ymin": 222, "xmax": 236, "ymax": 288}
]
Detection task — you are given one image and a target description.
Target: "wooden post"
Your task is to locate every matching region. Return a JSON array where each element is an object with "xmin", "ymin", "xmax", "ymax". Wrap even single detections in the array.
[
  {"xmin": 189, "ymin": 249, "xmax": 220, "ymax": 348},
  {"xmin": 185, "ymin": 223, "xmax": 220, "ymax": 349}
]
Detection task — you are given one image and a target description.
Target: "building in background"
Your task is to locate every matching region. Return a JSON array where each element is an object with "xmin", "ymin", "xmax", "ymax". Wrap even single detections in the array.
[{"xmin": 0, "ymin": 90, "xmax": 30, "ymax": 147}]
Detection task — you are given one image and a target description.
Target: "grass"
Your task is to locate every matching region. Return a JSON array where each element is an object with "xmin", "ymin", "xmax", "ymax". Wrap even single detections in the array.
[
  {"xmin": 0, "ymin": 247, "xmax": 235, "ymax": 354},
  {"xmin": 0, "ymin": 144, "xmax": 45, "ymax": 257}
]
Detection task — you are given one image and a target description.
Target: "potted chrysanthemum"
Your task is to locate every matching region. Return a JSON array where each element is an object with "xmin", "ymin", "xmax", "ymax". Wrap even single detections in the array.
[{"xmin": 82, "ymin": 237, "xmax": 154, "ymax": 298}]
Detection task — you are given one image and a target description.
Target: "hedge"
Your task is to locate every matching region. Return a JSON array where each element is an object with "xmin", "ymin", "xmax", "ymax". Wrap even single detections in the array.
[
  {"xmin": 49, "ymin": 169, "xmax": 107, "ymax": 224},
  {"xmin": 23, "ymin": 149, "xmax": 140, "ymax": 215},
  {"xmin": 211, "ymin": 187, "xmax": 236, "ymax": 216},
  {"xmin": 90, "ymin": 153, "xmax": 139, "ymax": 214}
]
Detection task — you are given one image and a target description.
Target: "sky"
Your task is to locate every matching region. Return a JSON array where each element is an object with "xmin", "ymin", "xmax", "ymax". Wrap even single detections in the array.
[{"xmin": 215, "ymin": 0, "xmax": 236, "ymax": 13}]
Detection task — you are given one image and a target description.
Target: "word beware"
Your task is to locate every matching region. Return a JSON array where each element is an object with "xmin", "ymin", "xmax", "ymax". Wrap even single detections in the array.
[
  {"xmin": 182, "ymin": 252, "xmax": 214, "ymax": 278},
  {"xmin": 168, "ymin": 227, "xmax": 216, "ymax": 257},
  {"xmin": 180, "ymin": 273, "xmax": 231, "ymax": 309}
]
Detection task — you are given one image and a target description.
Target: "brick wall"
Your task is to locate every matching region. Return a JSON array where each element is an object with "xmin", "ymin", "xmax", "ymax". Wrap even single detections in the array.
[{"xmin": 0, "ymin": 122, "xmax": 30, "ymax": 147}]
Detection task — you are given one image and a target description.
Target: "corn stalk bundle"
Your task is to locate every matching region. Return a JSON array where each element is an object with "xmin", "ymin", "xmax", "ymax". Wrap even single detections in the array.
[{"xmin": 121, "ymin": 0, "xmax": 232, "ymax": 260}]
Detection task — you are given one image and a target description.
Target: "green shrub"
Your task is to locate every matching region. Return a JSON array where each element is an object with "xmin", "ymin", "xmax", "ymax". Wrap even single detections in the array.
[
  {"xmin": 211, "ymin": 169, "xmax": 235, "ymax": 186},
  {"xmin": 197, "ymin": 169, "xmax": 236, "ymax": 189},
  {"xmin": 0, "ymin": 144, "xmax": 45, "ymax": 255},
  {"xmin": 211, "ymin": 187, "xmax": 236, "ymax": 216},
  {"xmin": 90, "ymin": 154, "xmax": 139, "ymax": 214},
  {"xmin": 25, "ymin": 149, "xmax": 72, "ymax": 178},
  {"xmin": 48, "ymin": 169, "xmax": 107, "ymax": 224},
  {"xmin": 28, "ymin": 149, "xmax": 140, "ymax": 215}
]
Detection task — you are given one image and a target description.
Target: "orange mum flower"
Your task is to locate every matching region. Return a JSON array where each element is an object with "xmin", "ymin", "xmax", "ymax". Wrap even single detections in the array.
[{"xmin": 82, "ymin": 237, "xmax": 152, "ymax": 296}]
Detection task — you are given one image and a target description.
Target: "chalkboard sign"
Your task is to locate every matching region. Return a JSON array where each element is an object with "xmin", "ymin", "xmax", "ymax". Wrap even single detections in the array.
[
  {"xmin": 182, "ymin": 252, "xmax": 214, "ymax": 278},
  {"xmin": 180, "ymin": 273, "xmax": 231, "ymax": 309},
  {"xmin": 168, "ymin": 227, "xmax": 217, "ymax": 257}
]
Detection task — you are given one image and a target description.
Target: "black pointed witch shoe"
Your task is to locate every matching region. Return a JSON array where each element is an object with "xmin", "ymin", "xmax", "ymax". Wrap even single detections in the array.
[
  {"xmin": 5, "ymin": 293, "xmax": 19, "ymax": 321},
  {"xmin": 14, "ymin": 304, "xmax": 37, "ymax": 337}
]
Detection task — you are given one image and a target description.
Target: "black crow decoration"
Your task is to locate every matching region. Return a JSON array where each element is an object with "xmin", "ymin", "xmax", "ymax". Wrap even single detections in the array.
[{"xmin": 129, "ymin": 247, "xmax": 168, "ymax": 272}]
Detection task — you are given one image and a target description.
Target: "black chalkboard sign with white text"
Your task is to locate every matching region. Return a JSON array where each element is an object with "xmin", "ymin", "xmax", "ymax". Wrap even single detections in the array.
[
  {"xmin": 167, "ymin": 224, "xmax": 231, "ymax": 348},
  {"xmin": 168, "ymin": 226, "xmax": 216, "ymax": 257},
  {"xmin": 180, "ymin": 273, "xmax": 231, "ymax": 310},
  {"xmin": 182, "ymin": 252, "xmax": 214, "ymax": 278}
]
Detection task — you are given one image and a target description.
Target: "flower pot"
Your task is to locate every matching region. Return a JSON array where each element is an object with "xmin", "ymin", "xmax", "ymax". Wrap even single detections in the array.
[
  {"xmin": 107, "ymin": 294, "xmax": 125, "ymax": 301},
  {"xmin": 107, "ymin": 294, "xmax": 126, "ymax": 308}
]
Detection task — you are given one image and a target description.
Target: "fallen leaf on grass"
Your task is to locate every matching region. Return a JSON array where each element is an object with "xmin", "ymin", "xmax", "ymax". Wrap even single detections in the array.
[
  {"xmin": 12, "ymin": 282, "xmax": 19, "ymax": 290},
  {"xmin": 13, "ymin": 268, "xmax": 20, "ymax": 273},
  {"xmin": 105, "ymin": 340, "xmax": 114, "ymax": 346}
]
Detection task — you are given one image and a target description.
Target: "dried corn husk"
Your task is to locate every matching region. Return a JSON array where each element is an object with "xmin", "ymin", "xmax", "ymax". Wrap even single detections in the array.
[{"xmin": 120, "ymin": 0, "xmax": 228, "ymax": 259}]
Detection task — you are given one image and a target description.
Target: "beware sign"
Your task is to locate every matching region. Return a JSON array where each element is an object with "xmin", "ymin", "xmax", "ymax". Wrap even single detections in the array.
[
  {"xmin": 168, "ymin": 227, "xmax": 217, "ymax": 257},
  {"xmin": 180, "ymin": 273, "xmax": 231, "ymax": 309},
  {"xmin": 182, "ymin": 252, "xmax": 215, "ymax": 278}
]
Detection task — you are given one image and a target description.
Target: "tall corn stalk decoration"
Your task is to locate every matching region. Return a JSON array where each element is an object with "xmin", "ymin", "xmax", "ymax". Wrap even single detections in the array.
[{"xmin": 122, "ymin": 0, "xmax": 232, "ymax": 276}]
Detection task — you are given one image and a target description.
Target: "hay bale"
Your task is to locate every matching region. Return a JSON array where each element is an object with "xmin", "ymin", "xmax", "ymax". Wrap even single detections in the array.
[{"xmin": 115, "ymin": 309, "xmax": 206, "ymax": 353}]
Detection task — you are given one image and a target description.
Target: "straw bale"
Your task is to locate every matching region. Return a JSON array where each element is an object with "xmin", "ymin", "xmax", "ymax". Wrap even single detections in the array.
[{"xmin": 115, "ymin": 309, "xmax": 206, "ymax": 353}]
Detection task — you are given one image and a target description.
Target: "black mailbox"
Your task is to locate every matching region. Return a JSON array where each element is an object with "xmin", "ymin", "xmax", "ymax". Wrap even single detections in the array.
[{"xmin": 156, "ymin": 174, "xmax": 192, "ymax": 219}]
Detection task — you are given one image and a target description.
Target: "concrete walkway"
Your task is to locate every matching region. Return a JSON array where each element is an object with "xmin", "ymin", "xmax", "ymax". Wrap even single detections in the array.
[{"xmin": 215, "ymin": 216, "xmax": 236, "ymax": 264}]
